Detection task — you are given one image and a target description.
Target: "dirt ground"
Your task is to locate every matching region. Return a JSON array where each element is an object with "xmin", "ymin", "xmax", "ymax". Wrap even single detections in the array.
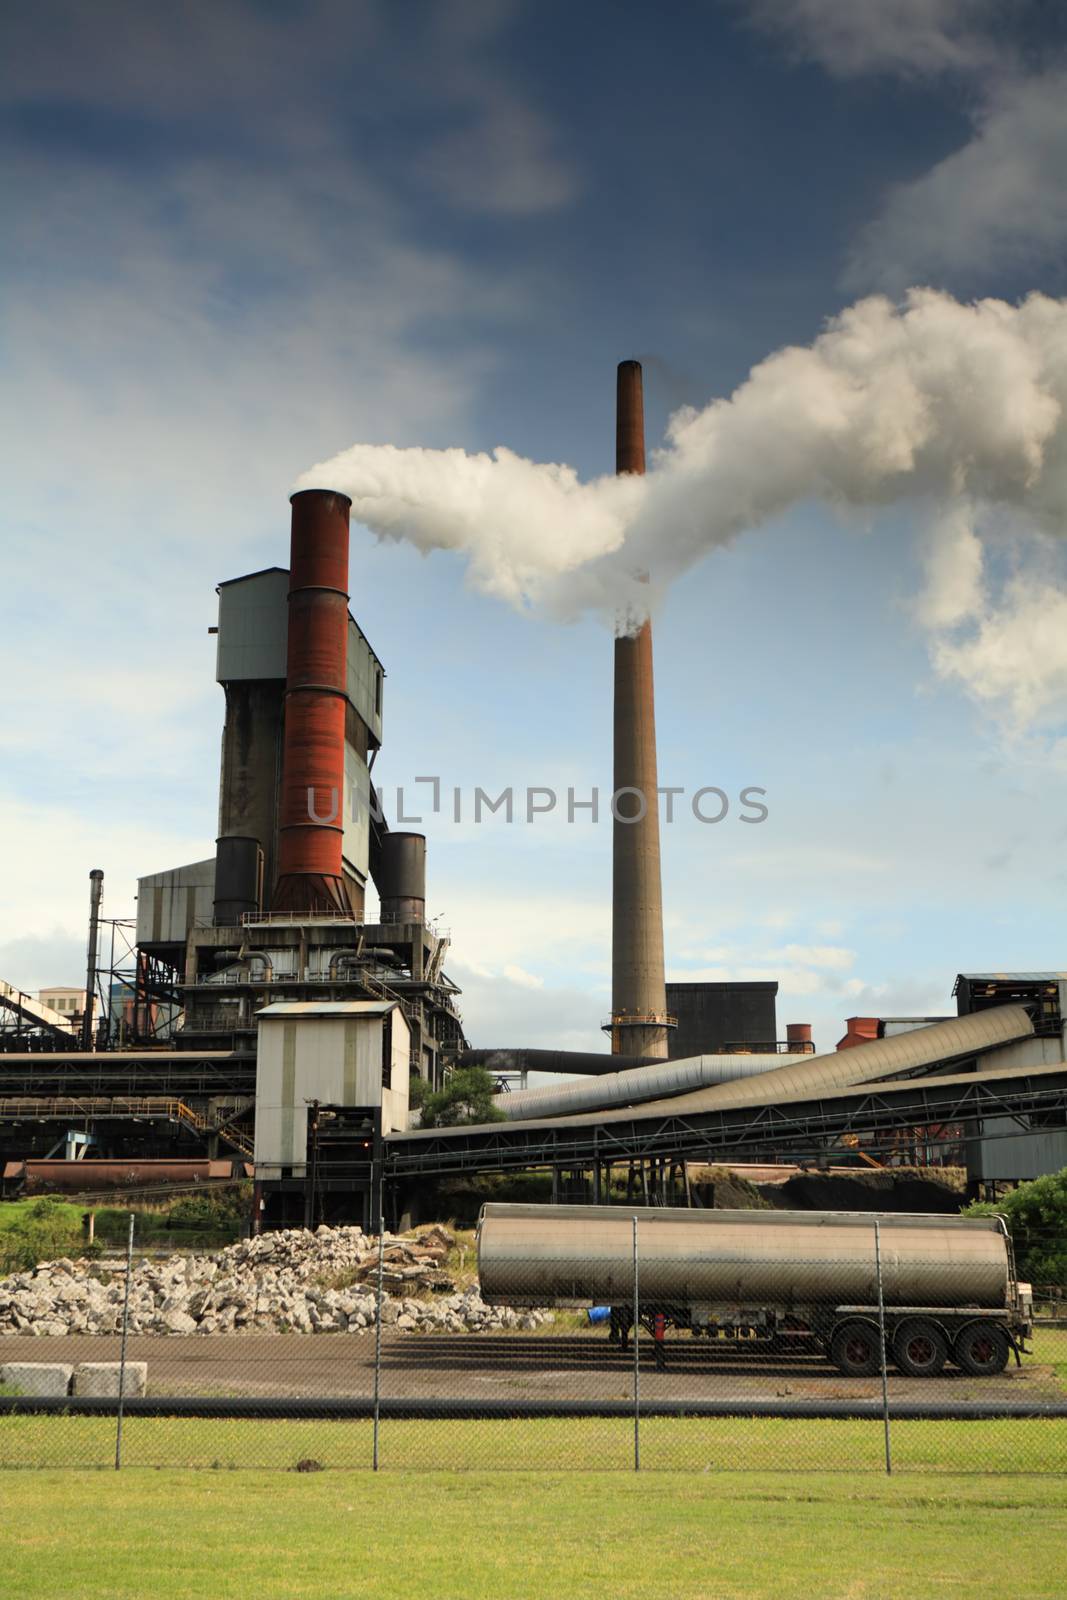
[{"xmin": 1, "ymin": 1329, "xmax": 1061, "ymax": 1403}]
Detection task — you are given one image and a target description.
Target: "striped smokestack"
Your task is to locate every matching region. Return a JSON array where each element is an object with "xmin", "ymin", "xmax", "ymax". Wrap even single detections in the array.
[
  {"xmin": 272, "ymin": 488, "xmax": 353, "ymax": 916},
  {"xmin": 609, "ymin": 361, "xmax": 671, "ymax": 1060}
]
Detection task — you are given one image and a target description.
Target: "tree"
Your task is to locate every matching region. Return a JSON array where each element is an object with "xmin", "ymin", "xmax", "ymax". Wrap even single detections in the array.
[
  {"xmin": 964, "ymin": 1167, "xmax": 1067, "ymax": 1287},
  {"xmin": 415, "ymin": 1066, "xmax": 506, "ymax": 1129}
]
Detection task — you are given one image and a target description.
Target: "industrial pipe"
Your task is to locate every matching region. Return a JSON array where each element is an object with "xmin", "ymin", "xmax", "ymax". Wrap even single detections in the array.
[
  {"xmin": 491, "ymin": 1050, "xmax": 803, "ymax": 1121},
  {"xmin": 460, "ymin": 1048, "xmax": 661, "ymax": 1078},
  {"xmin": 8, "ymin": 1396, "xmax": 1066, "ymax": 1421},
  {"xmin": 273, "ymin": 489, "xmax": 353, "ymax": 915},
  {"xmin": 545, "ymin": 1006, "xmax": 1036, "ymax": 1128}
]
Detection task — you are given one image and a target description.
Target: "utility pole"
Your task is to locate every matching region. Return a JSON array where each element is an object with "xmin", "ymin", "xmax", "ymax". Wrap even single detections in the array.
[{"xmin": 304, "ymin": 1099, "xmax": 320, "ymax": 1230}]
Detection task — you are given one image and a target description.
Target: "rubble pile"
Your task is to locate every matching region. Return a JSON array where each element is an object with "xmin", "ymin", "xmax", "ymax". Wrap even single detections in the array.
[{"xmin": 0, "ymin": 1224, "xmax": 554, "ymax": 1338}]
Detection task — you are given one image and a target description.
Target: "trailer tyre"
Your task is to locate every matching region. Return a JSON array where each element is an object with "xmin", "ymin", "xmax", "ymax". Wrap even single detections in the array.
[
  {"xmin": 892, "ymin": 1318, "xmax": 947, "ymax": 1378},
  {"xmin": 830, "ymin": 1320, "xmax": 881, "ymax": 1377},
  {"xmin": 954, "ymin": 1321, "xmax": 1010, "ymax": 1377}
]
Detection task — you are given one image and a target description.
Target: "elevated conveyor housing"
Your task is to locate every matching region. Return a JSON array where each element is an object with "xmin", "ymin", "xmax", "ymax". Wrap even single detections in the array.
[{"xmin": 0, "ymin": 980, "xmax": 73, "ymax": 1038}]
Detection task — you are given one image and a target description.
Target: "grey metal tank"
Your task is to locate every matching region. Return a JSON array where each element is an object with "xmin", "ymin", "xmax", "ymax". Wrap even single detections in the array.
[{"xmin": 477, "ymin": 1203, "xmax": 1012, "ymax": 1310}]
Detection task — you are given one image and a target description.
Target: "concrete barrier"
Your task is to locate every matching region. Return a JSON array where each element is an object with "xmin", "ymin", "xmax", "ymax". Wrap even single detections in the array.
[
  {"xmin": 72, "ymin": 1362, "xmax": 148, "ymax": 1398},
  {"xmin": 0, "ymin": 1362, "xmax": 74, "ymax": 1398}
]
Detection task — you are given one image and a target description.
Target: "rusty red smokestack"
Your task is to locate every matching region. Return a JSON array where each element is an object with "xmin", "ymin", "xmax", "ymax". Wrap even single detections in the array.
[
  {"xmin": 272, "ymin": 488, "xmax": 353, "ymax": 916},
  {"xmin": 616, "ymin": 359, "xmax": 646, "ymax": 475},
  {"xmin": 609, "ymin": 361, "xmax": 671, "ymax": 1061}
]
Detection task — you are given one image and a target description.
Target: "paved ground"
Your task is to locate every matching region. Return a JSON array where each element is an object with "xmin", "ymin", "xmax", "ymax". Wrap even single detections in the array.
[{"xmin": 1, "ymin": 1330, "xmax": 1061, "ymax": 1402}]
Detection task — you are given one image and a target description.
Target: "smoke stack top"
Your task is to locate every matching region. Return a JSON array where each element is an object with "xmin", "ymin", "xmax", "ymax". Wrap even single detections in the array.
[{"xmin": 616, "ymin": 360, "xmax": 646, "ymax": 476}]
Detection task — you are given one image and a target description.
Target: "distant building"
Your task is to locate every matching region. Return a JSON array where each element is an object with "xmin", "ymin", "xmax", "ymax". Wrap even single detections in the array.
[
  {"xmin": 666, "ymin": 981, "xmax": 779, "ymax": 1058},
  {"xmin": 36, "ymin": 986, "xmax": 85, "ymax": 1019}
]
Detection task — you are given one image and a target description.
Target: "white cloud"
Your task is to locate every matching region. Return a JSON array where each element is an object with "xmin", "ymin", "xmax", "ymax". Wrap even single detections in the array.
[
  {"xmin": 846, "ymin": 72, "xmax": 1067, "ymax": 292},
  {"xmin": 0, "ymin": 789, "xmax": 209, "ymax": 992},
  {"xmin": 417, "ymin": 90, "xmax": 578, "ymax": 216},
  {"xmin": 448, "ymin": 959, "xmax": 605, "ymax": 1052},
  {"xmin": 502, "ymin": 962, "xmax": 545, "ymax": 989},
  {"xmin": 774, "ymin": 943, "xmax": 856, "ymax": 970},
  {"xmin": 0, "ymin": 3, "xmax": 577, "ymax": 221},
  {"xmin": 931, "ymin": 566, "xmax": 1067, "ymax": 722},
  {"xmin": 911, "ymin": 507, "xmax": 1067, "ymax": 725},
  {"xmin": 301, "ymin": 289, "xmax": 1067, "ymax": 632},
  {"xmin": 436, "ymin": 888, "xmax": 610, "ymax": 973},
  {"xmin": 0, "ymin": 932, "xmax": 87, "ymax": 996},
  {"xmin": 747, "ymin": 2, "xmax": 1067, "ymax": 295},
  {"xmin": 914, "ymin": 504, "xmax": 986, "ymax": 629},
  {"xmin": 745, "ymin": 0, "xmax": 999, "ymax": 80}
]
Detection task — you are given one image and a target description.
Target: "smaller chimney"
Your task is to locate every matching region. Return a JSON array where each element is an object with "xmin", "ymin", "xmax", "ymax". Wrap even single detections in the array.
[
  {"xmin": 378, "ymin": 832, "xmax": 426, "ymax": 924},
  {"xmin": 81, "ymin": 869, "xmax": 104, "ymax": 1051},
  {"xmin": 837, "ymin": 1017, "xmax": 880, "ymax": 1051},
  {"xmin": 785, "ymin": 1022, "xmax": 813, "ymax": 1055}
]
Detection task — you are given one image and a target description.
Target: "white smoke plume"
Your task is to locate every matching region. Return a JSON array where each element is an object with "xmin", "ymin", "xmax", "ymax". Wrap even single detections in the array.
[{"xmin": 297, "ymin": 288, "xmax": 1067, "ymax": 717}]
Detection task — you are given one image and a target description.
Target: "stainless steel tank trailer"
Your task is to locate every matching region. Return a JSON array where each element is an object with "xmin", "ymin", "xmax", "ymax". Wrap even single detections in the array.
[{"xmin": 477, "ymin": 1204, "xmax": 1033, "ymax": 1378}]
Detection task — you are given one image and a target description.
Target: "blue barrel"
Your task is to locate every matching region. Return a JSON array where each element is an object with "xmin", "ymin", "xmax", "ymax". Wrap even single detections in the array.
[{"xmin": 587, "ymin": 1305, "xmax": 611, "ymax": 1325}]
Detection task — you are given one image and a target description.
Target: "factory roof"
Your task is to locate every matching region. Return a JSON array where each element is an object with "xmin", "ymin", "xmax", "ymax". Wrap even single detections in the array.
[
  {"xmin": 216, "ymin": 566, "xmax": 288, "ymax": 589},
  {"xmin": 955, "ymin": 972, "xmax": 1067, "ymax": 985},
  {"xmin": 215, "ymin": 566, "xmax": 385, "ymax": 671},
  {"xmin": 256, "ymin": 1000, "xmax": 397, "ymax": 1019}
]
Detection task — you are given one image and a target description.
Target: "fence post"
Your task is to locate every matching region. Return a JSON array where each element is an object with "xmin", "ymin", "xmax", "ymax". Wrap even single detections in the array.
[
  {"xmin": 114, "ymin": 1211, "xmax": 135, "ymax": 1472},
  {"xmin": 874, "ymin": 1220, "xmax": 892, "ymax": 1476},
  {"xmin": 372, "ymin": 1180, "xmax": 385, "ymax": 1472},
  {"xmin": 632, "ymin": 1214, "xmax": 640, "ymax": 1473}
]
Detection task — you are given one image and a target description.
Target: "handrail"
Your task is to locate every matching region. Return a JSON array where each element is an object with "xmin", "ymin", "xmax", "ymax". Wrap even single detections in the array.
[{"xmin": 0, "ymin": 1095, "xmax": 254, "ymax": 1158}]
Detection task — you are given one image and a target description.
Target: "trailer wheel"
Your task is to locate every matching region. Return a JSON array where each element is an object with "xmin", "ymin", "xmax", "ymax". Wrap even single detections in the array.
[
  {"xmin": 892, "ymin": 1319, "xmax": 947, "ymax": 1378},
  {"xmin": 830, "ymin": 1320, "xmax": 880, "ymax": 1377},
  {"xmin": 954, "ymin": 1321, "xmax": 1009, "ymax": 1377}
]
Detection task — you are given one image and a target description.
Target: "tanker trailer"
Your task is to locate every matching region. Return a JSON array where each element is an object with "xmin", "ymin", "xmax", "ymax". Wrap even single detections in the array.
[{"xmin": 477, "ymin": 1204, "xmax": 1032, "ymax": 1378}]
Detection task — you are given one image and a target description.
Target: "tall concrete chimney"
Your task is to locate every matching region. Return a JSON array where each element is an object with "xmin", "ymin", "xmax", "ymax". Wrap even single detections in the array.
[
  {"xmin": 609, "ymin": 361, "xmax": 671, "ymax": 1060},
  {"xmin": 272, "ymin": 489, "xmax": 353, "ymax": 916}
]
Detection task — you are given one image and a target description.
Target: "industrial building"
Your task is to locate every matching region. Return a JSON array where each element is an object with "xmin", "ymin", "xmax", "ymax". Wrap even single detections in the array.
[{"xmin": 2, "ymin": 367, "xmax": 1067, "ymax": 1220}]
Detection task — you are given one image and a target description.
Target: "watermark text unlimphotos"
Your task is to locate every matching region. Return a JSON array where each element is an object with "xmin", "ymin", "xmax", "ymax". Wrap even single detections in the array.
[{"xmin": 306, "ymin": 779, "xmax": 768, "ymax": 826}]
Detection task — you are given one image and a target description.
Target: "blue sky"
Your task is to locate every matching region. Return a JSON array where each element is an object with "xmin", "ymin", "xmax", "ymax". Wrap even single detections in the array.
[{"xmin": 4, "ymin": 0, "xmax": 1067, "ymax": 1054}]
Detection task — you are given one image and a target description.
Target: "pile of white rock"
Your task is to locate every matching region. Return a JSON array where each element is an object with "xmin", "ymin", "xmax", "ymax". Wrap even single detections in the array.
[{"xmin": 0, "ymin": 1224, "xmax": 554, "ymax": 1338}]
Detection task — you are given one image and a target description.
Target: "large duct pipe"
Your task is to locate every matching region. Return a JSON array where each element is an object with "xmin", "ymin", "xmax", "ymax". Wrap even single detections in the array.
[
  {"xmin": 550, "ymin": 1005, "xmax": 1036, "ymax": 1128},
  {"xmin": 609, "ymin": 361, "xmax": 670, "ymax": 1060},
  {"xmin": 81, "ymin": 869, "xmax": 104, "ymax": 1051},
  {"xmin": 460, "ymin": 1047, "xmax": 661, "ymax": 1078},
  {"xmin": 378, "ymin": 831, "xmax": 426, "ymax": 923},
  {"xmin": 493, "ymin": 1051, "xmax": 806, "ymax": 1121},
  {"xmin": 273, "ymin": 489, "xmax": 353, "ymax": 915}
]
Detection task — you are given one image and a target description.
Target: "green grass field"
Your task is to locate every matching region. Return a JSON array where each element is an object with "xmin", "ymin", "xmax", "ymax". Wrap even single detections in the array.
[
  {"xmin": 0, "ymin": 1198, "xmax": 85, "ymax": 1231},
  {"xmin": 2, "ymin": 1468, "xmax": 1065, "ymax": 1599},
  {"xmin": 2, "ymin": 1412, "xmax": 1065, "ymax": 1473}
]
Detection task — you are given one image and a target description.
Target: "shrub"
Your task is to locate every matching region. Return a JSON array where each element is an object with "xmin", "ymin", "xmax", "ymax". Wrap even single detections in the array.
[
  {"xmin": 964, "ymin": 1166, "xmax": 1067, "ymax": 1286},
  {"xmin": 416, "ymin": 1067, "xmax": 506, "ymax": 1129},
  {"xmin": 0, "ymin": 1199, "xmax": 86, "ymax": 1276}
]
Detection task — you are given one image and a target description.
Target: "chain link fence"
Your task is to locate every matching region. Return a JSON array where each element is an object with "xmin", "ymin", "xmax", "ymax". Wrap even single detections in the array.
[{"xmin": 1, "ymin": 1208, "xmax": 1065, "ymax": 1474}]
